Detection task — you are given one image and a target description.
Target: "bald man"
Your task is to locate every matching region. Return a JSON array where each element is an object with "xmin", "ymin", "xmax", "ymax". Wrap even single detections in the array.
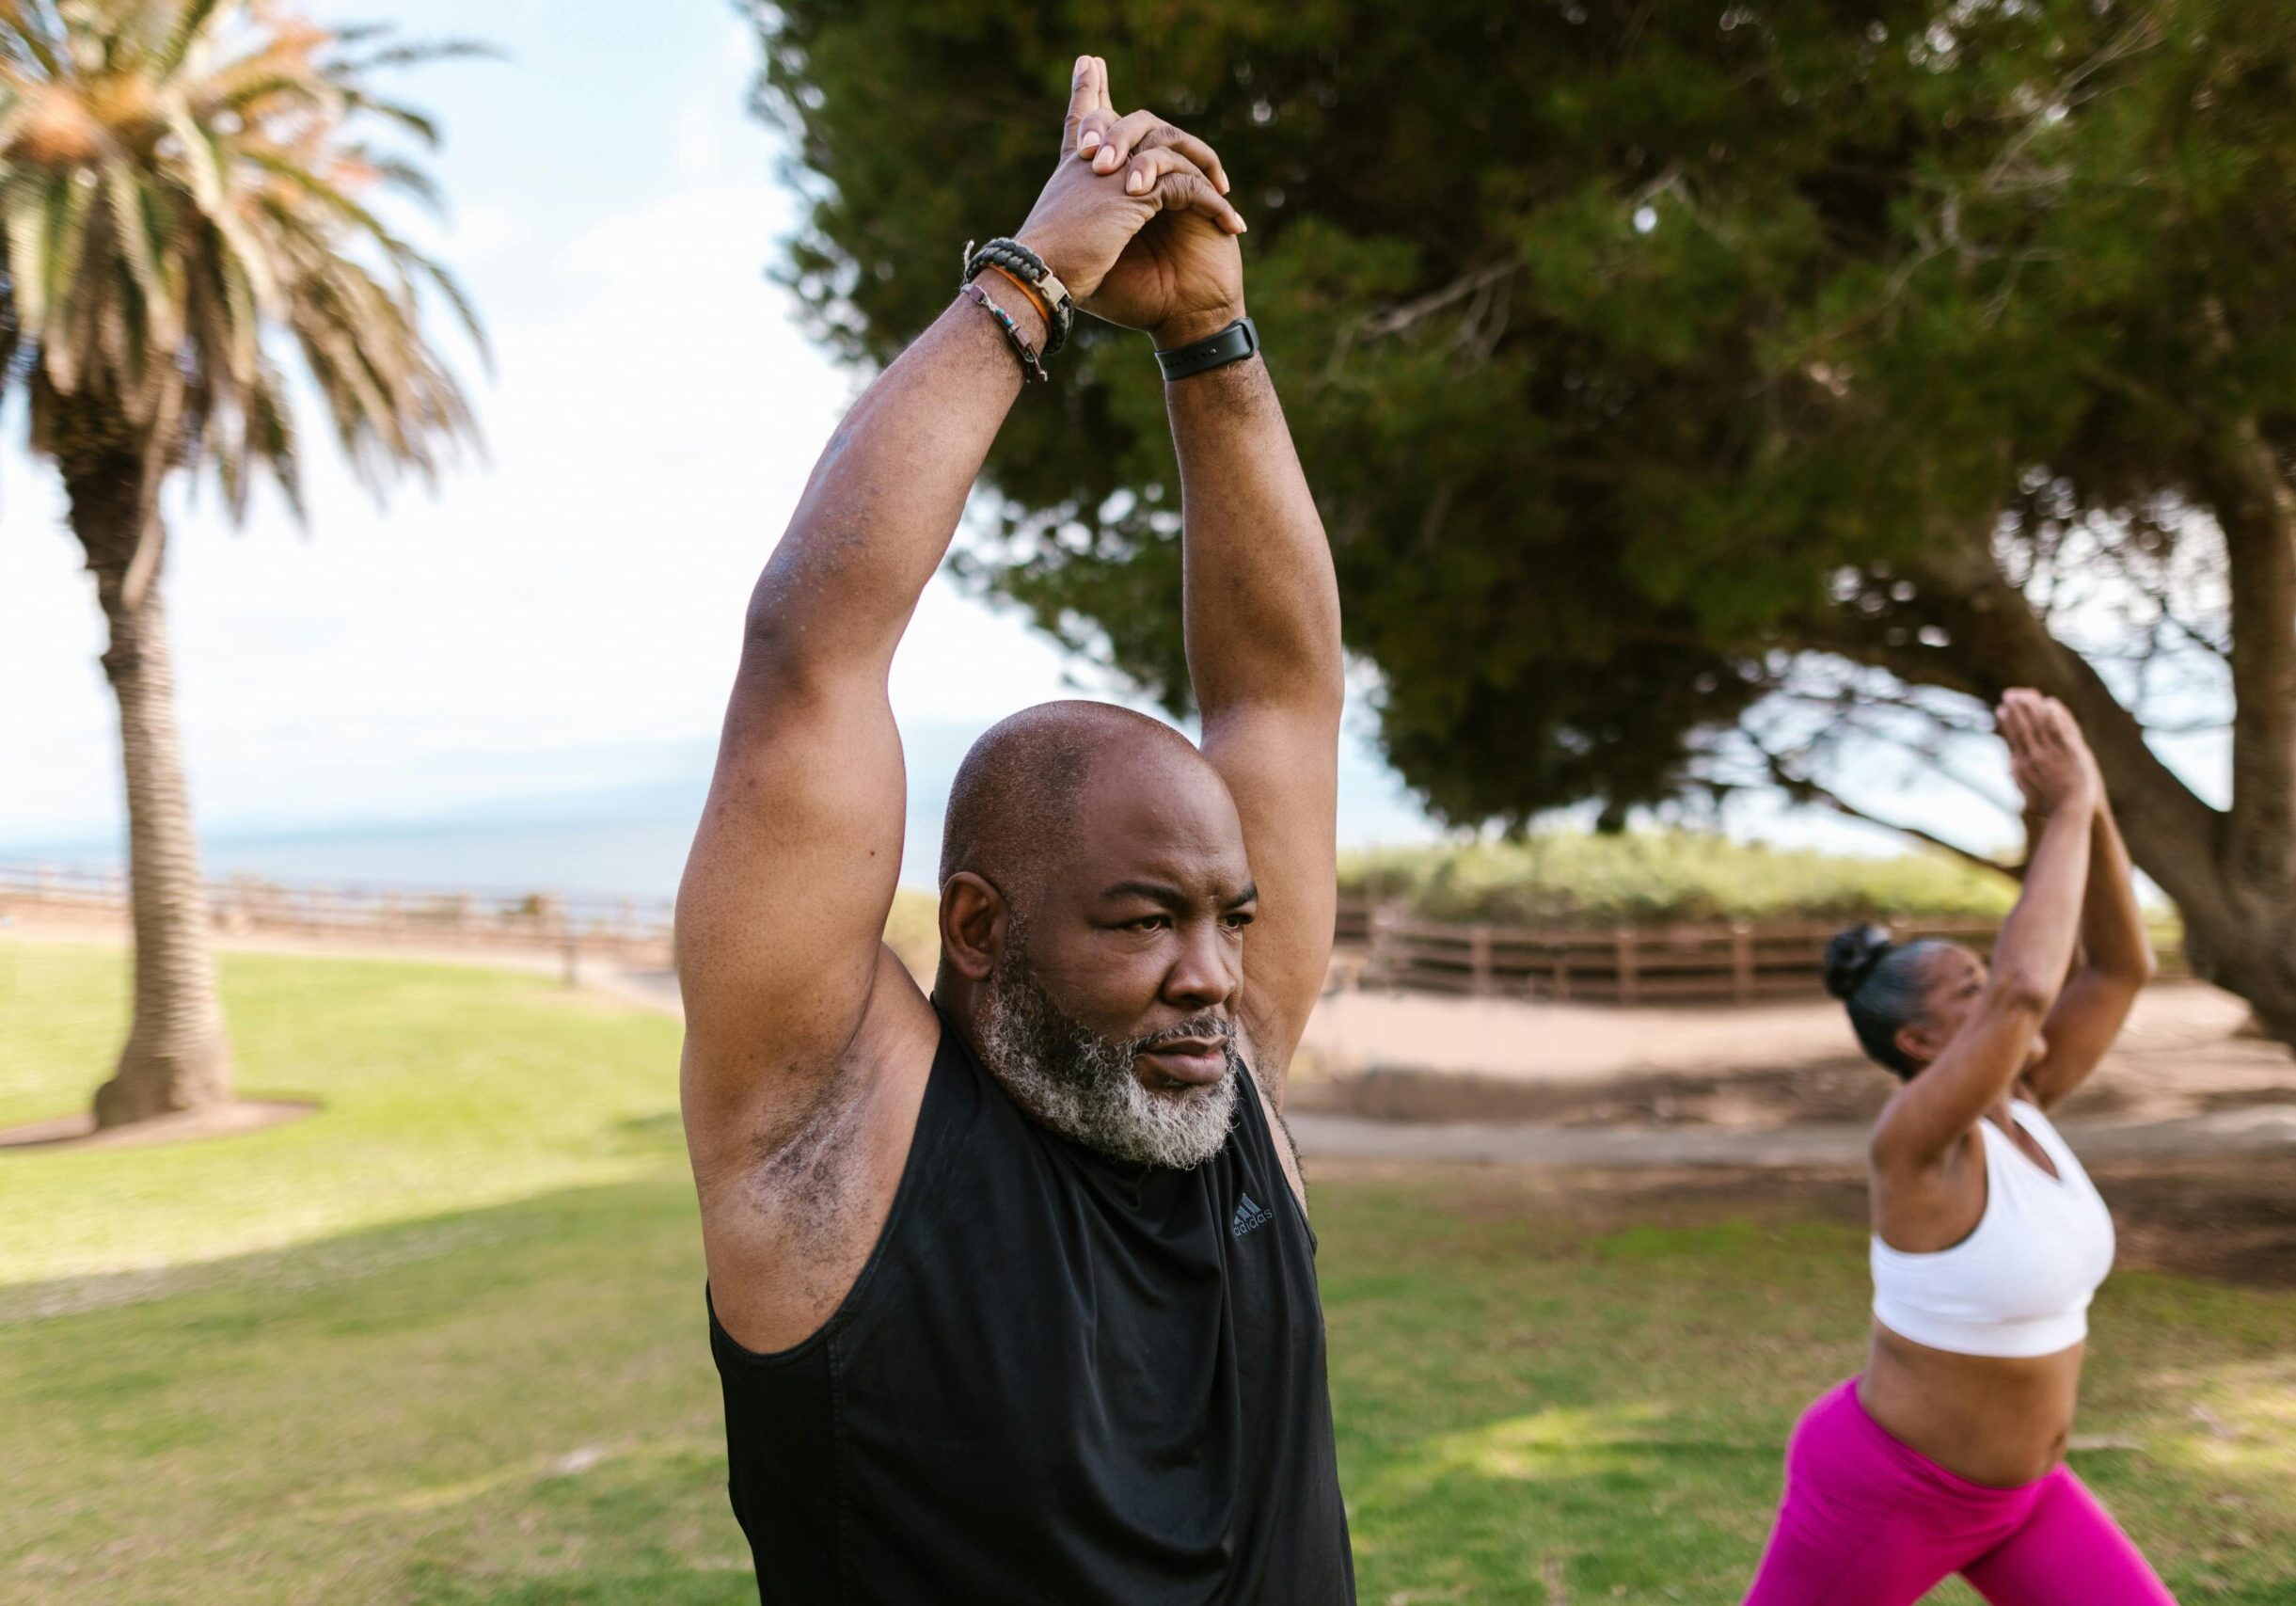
[{"xmin": 675, "ymin": 57, "xmax": 1352, "ymax": 1605}]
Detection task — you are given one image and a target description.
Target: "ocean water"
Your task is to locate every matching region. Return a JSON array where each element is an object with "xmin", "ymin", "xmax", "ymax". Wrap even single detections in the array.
[
  {"xmin": 2, "ymin": 721, "xmax": 1444, "ymax": 901},
  {"xmin": 2, "ymin": 803, "xmax": 955, "ymax": 903}
]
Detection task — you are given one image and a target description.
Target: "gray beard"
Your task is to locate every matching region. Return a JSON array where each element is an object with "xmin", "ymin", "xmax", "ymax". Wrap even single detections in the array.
[{"xmin": 977, "ymin": 946, "xmax": 1240, "ymax": 1169}]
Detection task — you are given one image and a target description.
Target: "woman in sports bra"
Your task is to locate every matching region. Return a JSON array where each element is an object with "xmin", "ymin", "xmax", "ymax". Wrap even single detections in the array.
[{"xmin": 1742, "ymin": 690, "xmax": 2175, "ymax": 1605}]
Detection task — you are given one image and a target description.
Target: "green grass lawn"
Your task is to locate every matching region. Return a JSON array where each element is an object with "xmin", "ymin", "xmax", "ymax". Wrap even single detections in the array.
[{"xmin": 2, "ymin": 941, "xmax": 2290, "ymax": 1603}]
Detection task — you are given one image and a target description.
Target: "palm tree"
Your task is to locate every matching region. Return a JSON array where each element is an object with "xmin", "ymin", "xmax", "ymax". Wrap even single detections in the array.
[{"xmin": 0, "ymin": 1, "xmax": 483, "ymax": 1126}]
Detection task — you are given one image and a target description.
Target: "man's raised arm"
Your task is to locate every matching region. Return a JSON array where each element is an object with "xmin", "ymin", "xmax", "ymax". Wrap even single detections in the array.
[
  {"xmin": 1064, "ymin": 103, "xmax": 1344, "ymax": 1097},
  {"xmin": 677, "ymin": 58, "xmax": 1248, "ymax": 1163},
  {"xmin": 673, "ymin": 279, "xmax": 1031, "ymax": 1143},
  {"xmin": 1170, "ymin": 360, "xmax": 1344, "ymax": 1099}
]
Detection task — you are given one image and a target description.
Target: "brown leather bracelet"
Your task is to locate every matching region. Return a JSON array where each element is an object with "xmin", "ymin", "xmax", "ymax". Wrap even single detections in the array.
[{"xmin": 980, "ymin": 262, "xmax": 1051, "ymax": 326}]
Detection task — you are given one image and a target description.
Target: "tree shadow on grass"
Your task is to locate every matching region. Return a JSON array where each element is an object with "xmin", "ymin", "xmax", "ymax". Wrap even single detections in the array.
[
  {"xmin": 0, "ymin": 1175, "xmax": 759, "ymax": 1605},
  {"xmin": 8, "ymin": 1174, "xmax": 2293, "ymax": 1604},
  {"xmin": 614, "ymin": 1109, "xmax": 688, "ymax": 1154},
  {"xmin": 1324, "ymin": 1201, "xmax": 2296, "ymax": 1605}
]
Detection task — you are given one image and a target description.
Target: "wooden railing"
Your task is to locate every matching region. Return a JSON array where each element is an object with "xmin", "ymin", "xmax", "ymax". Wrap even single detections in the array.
[
  {"xmin": 1334, "ymin": 898, "xmax": 2187, "ymax": 1006},
  {"xmin": 0, "ymin": 861, "xmax": 674, "ymax": 962},
  {"xmin": 2, "ymin": 864, "xmax": 2182, "ymax": 1008}
]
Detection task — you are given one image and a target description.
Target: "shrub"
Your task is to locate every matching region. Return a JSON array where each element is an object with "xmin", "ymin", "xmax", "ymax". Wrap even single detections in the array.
[{"xmin": 1338, "ymin": 833, "xmax": 2020, "ymax": 929}]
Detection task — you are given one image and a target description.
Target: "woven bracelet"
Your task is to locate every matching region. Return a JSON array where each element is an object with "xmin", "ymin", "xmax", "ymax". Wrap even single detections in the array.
[
  {"xmin": 959, "ymin": 280, "xmax": 1049, "ymax": 384},
  {"xmin": 963, "ymin": 236, "xmax": 1075, "ymax": 357}
]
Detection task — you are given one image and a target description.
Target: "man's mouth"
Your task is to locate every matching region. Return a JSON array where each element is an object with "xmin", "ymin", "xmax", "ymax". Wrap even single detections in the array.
[{"xmin": 1135, "ymin": 1036, "xmax": 1229, "ymax": 1087}]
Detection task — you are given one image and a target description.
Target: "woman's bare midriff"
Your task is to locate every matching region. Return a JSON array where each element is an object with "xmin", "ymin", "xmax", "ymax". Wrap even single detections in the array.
[{"xmin": 1859, "ymin": 1322, "xmax": 2085, "ymax": 1488}]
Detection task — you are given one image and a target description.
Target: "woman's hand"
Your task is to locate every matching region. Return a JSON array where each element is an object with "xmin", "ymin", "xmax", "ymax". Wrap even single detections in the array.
[{"xmin": 2000, "ymin": 690, "xmax": 2099, "ymax": 820}]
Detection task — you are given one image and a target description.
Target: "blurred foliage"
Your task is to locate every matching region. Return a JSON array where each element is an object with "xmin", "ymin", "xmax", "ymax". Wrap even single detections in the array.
[
  {"xmin": 1338, "ymin": 832, "xmax": 2021, "ymax": 928},
  {"xmin": 746, "ymin": 0, "xmax": 2293, "ymax": 825}
]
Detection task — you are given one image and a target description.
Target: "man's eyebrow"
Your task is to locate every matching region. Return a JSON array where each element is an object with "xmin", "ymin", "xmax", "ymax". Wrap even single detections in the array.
[
  {"xmin": 1100, "ymin": 880, "xmax": 1189, "ymax": 905},
  {"xmin": 1095, "ymin": 880, "xmax": 1259, "ymax": 908}
]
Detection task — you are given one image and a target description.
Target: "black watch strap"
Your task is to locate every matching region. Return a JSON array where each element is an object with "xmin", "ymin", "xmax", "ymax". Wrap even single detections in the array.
[{"xmin": 1154, "ymin": 317, "xmax": 1259, "ymax": 381}]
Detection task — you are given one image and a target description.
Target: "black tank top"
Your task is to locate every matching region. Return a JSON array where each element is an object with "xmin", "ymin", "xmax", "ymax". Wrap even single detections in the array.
[{"xmin": 707, "ymin": 1010, "xmax": 1355, "ymax": 1604}]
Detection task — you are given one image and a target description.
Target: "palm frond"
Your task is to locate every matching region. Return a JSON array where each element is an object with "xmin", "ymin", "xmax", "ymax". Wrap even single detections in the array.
[
  {"xmin": 356, "ymin": 150, "xmax": 440, "ymax": 214},
  {"xmin": 0, "ymin": 1, "xmax": 489, "ymax": 526},
  {"xmin": 331, "ymin": 40, "xmax": 501, "ymax": 74},
  {"xmin": 337, "ymin": 91, "xmax": 437, "ymax": 147},
  {"xmin": 0, "ymin": 4, "xmax": 66, "ymax": 80},
  {"xmin": 152, "ymin": 0, "xmax": 229, "ymax": 82}
]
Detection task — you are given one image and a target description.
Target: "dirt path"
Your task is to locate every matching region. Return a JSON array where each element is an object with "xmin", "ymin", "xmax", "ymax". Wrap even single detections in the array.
[
  {"xmin": 587, "ymin": 963, "xmax": 2296, "ymax": 1169},
  {"xmin": 21, "ymin": 926, "xmax": 2292, "ymax": 1173}
]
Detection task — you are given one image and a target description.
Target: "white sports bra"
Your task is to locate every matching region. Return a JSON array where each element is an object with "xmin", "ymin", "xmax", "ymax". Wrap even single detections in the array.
[{"xmin": 1871, "ymin": 1099, "xmax": 2116, "ymax": 1360}]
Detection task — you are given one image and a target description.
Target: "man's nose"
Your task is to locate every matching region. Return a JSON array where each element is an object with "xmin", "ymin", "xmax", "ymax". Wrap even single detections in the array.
[{"xmin": 1164, "ymin": 919, "xmax": 1237, "ymax": 1008}]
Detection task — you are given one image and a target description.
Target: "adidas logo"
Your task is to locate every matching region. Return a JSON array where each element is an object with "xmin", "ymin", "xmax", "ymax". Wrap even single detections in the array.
[{"xmin": 1230, "ymin": 1193, "xmax": 1273, "ymax": 1239}]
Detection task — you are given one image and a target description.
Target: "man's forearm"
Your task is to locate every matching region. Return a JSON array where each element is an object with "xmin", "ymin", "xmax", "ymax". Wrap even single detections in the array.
[
  {"xmin": 744, "ymin": 292, "xmax": 1048, "ymax": 676},
  {"xmin": 1169, "ymin": 356, "xmax": 1343, "ymax": 718}
]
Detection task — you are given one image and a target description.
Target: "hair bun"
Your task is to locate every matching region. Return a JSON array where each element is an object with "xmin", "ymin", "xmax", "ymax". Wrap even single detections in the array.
[{"xmin": 1823, "ymin": 925, "xmax": 1893, "ymax": 1000}]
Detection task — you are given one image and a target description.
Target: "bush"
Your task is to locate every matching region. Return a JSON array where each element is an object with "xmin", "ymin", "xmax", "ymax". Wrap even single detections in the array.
[{"xmin": 1338, "ymin": 833, "xmax": 2021, "ymax": 930}]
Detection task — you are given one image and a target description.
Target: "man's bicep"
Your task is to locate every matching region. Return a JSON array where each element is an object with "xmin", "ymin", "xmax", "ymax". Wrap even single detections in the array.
[
  {"xmin": 1202, "ymin": 705, "xmax": 1338, "ymax": 1073},
  {"xmin": 676, "ymin": 666, "xmax": 909, "ymax": 1093}
]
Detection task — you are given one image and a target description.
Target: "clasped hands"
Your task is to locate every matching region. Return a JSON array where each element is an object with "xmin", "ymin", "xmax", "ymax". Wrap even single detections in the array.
[{"xmin": 1005, "ymin": 55, "xmax": 1248, "ymax": 353}]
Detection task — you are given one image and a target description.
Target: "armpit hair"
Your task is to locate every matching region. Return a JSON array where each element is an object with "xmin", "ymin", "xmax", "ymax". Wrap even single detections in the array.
[{"xmin": 739, "ymin": 1061, "xmax": 871, "ymax": 1248}]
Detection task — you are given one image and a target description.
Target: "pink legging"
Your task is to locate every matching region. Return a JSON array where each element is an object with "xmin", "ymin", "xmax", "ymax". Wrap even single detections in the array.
[{"xmin": 1743, "ymin": 1378, "xmax": 2177, "ymax": 1605}]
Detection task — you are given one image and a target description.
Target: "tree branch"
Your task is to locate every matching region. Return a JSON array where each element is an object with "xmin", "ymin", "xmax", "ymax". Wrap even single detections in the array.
[
  {"xmin": 1749, "ymin": 739, "xmax": 2021, "ymax": 883},
  {"xmin": 1793, "ymin": 534, "xmax": 2227, "ymax": 925}
]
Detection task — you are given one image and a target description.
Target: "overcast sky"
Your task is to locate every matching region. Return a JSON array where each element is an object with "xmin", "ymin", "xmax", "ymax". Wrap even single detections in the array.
[{"xmin": 3, "ymin": 4, "xmax": 2210, "ymax": 888}]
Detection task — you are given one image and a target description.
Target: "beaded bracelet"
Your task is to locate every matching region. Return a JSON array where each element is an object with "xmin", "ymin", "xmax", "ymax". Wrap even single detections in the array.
[{"xmin": 959, "ymin": 280, "xmax": 1049, "ymax": 384}]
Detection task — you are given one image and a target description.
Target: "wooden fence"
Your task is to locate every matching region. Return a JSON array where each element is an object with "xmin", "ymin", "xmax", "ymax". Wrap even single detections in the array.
[
  {"xmin": 1336, "ymin": 898, "xmax": 2187, "ymax": 1006},
  {"xmin": 0, "ymin": 861, "xmax": 675, "ymax": 964},
  {"xmin": 1, "ymin": 863, "xmax": 2181, "ymax": 1008}
]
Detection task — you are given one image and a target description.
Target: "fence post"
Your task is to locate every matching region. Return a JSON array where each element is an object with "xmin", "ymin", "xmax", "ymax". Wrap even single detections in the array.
[
  {"xmin": 1469, "ymin": 925, "xmax": 1493, "ymax": 996},
  {"xmin": 1366, "ymin": 904, "xmax": 1399, "ymax": 991},
  {"xmin": 1731, "ymin": 920, "xmax": 1753, "ymax": 1004},
  {"xmin": 1616, "ymin": 926, "xmax": 1639, "ymax": 1005},
  {"xmin": 1554, "ymin": 940, "xmax": 1571, "ymax": 1003}
]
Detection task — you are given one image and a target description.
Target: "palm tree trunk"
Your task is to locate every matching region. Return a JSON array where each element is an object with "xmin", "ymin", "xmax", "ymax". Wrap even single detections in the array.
[{"xmin": 64, "ymin": 435, "xmax": 234, "ymax": 1127}]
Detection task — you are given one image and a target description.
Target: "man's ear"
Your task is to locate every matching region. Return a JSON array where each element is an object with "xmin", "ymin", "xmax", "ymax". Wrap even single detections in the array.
[{"xmin": 939, "ymin": 872, "xmax": 1009, "ymax": 981}]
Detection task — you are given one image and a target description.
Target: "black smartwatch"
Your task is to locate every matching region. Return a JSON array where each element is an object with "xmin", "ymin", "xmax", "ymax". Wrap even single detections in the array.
[{"xmin": 1154, "ymin": 317, "xmax": 1259, "ymax": 381}]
